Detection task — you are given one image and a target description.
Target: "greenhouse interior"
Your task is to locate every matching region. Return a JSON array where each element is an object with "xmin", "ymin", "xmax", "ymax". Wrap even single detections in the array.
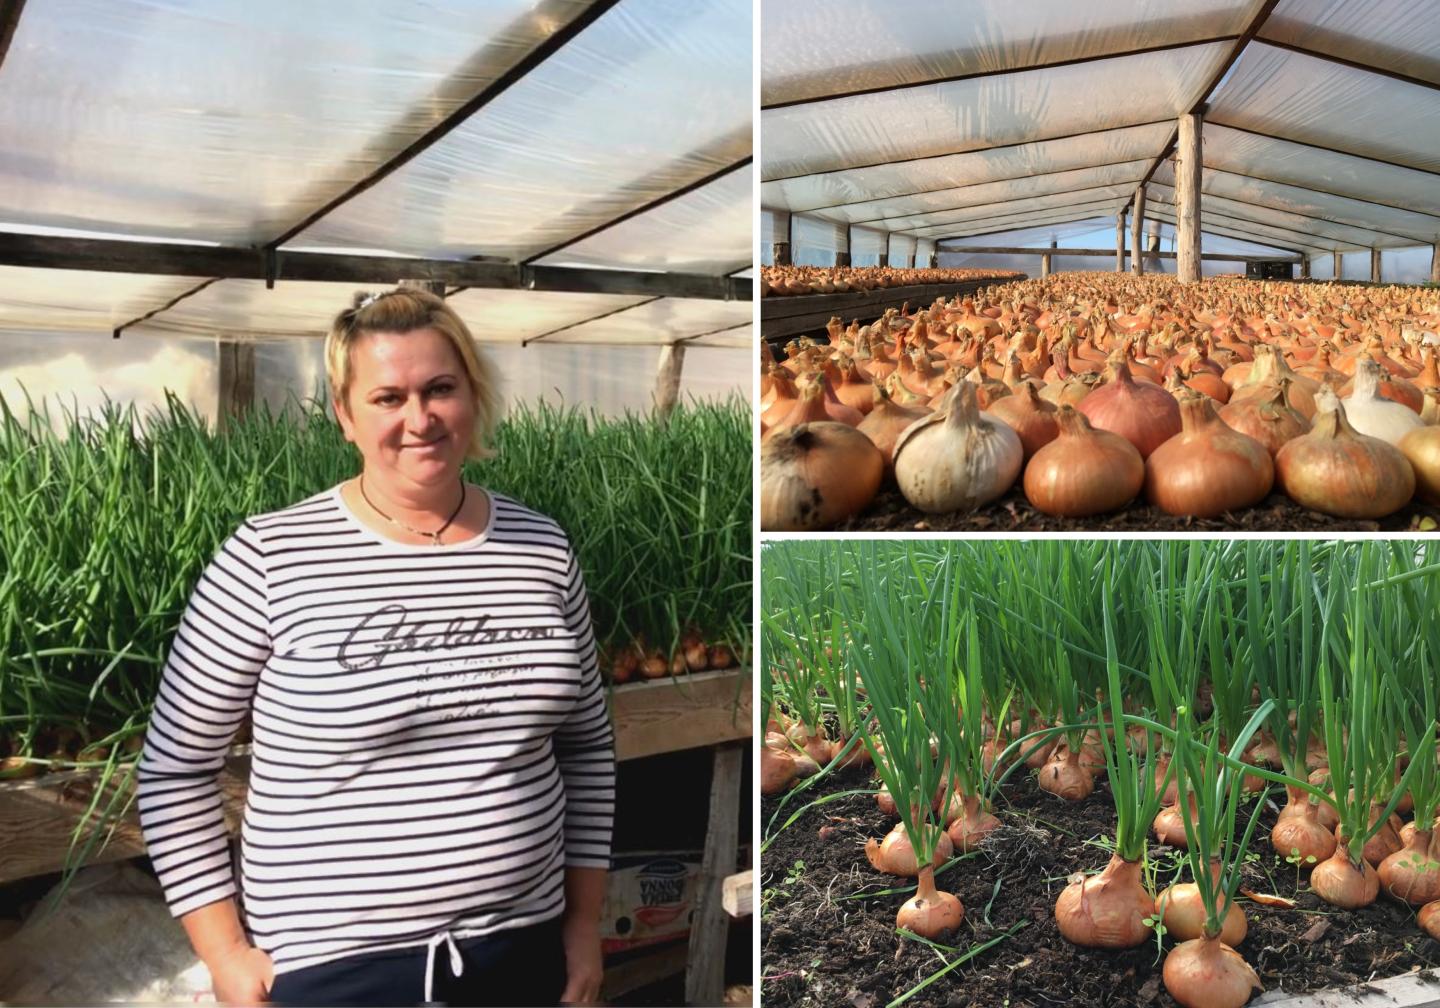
[
  {"xmin": 0, "ymin": 1, "xmax": 753, "ymax": 1005},
  {"xmin": 759, "ymin": 0, "xmax": 1440, "ymax": 534}
]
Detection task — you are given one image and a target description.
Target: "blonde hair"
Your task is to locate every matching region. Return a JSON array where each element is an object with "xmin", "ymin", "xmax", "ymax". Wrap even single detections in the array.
[{"xmin": 325, "ymin": 289, "xmax": 502, "ymax": 460}]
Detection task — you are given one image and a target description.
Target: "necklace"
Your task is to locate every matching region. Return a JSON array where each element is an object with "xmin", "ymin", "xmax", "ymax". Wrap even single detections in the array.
[{"xmin": 357, "ymin": 474, "xmax": 466, "ymax": 546}]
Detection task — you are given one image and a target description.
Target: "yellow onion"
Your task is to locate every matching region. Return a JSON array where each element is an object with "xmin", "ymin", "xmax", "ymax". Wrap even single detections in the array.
[
  {"xmin": 987, "ymin": 382, "xmax": 1059, "ymax": 460},
  {"xmin": 1378, "ymin": 828, "xmax": 1440, "ymax": 905},
  {"xmin": 857, "ymin": 384, "xmax": 931, "ymax": 469},
  {"xmin": 1054, "ymin": 853, "xmax": 1155, "ymax": 948},
  {"xmin": 1310, "ymin": 847, "xmax": 1380, "ymax": 909},
  {"xmin": 864, "ymin": 821, "xmax": 953, "ymax": 878},
  {"xmin": 1270, "ymin": 799, "xmax": 1335, "ymax": 865},
  {"xmin": 1154, "ymin": 794, "xmax": 1200, "ymax": 848},
  {"xmin": 1217, "ymin": 379, "xmax": 1311, "ymax": 458},
  {"xmin": 1037, "ymin": 745, "xmax": 1094, "ymax": 801},
  {"xmin": 1024, "ymin": 406, "xmax": 1144, "ymax": 517},
  {"xmin": 893, "ymin": 382, "xmax": 1022, "ymax": 514},
  {"xmin": 1398, "ymin": 424, "xmax": 1440, "ymax": 505},
  {"xmin": 1420, "ymin": 900, "xmax": 1440, "ymax": 940},
  {"xmin": 1162, "ymin": 935, "xmax": 1263, "ymax": 1008},
  {"xmin": 761, "ymin": 422, "xmax": 884, "ymax": 531},
  {"xmin": 1160, "ymin": 861, "xmax": 1247, "ymax": 945},
  {"xmin": 1144, "ymin": 394, "xmax": 1273, "ymax": 518},
  {"xmin": 942, "ymin": 791, "xmax": 1001, "ymax": 852},
  {"xmin": 896, "ymin": 865, "xmax": 964, "ymax": 938},
  {"xmin": 1078, "ymin": 358, "xmax": 1182, "ymax": 458},
  {"xmin": 1274, "ymin": 398, "xmax": 1415, "ymax": 519},
  {"xmin": 760, "ymin": 744, "xmax": 797, "ymax": 795},
  {"xmin": 831, "ymin": 357, "xmax": 875, "ymax": 415},
  {"xmin": 1359, "ymin": 802, "xmax": 1403, "ymax": 867}
]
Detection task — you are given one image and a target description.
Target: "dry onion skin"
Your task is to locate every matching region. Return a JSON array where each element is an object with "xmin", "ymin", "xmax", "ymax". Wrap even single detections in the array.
[
  {"xmin": 1310, "ymin": 847, "xmax": 1381, "ymax": 909},
  {"xmin": 1274, "ymin": 400, "xmax": 1415, "ymax": 519},
  {"xmin": 1421, "ymin": 900, "xmax": 1440, "ymax": 941},
  {"xmin": 893, "ymin": 382, "xmax": 1022, "ymax": 514},
  {"xmin": 1341, "ymin": 359, "xmax": 1424, "ymax": 446},
  {"xmin": 1024, "ymin": 406, "xmax": 1144, "ymax": 517},
  {"xmin": 864, "ymin": 821, "xmax": 953, "ymax": 878},
  {"xmin": 1143, "ymin": 394, "xmax": 1273, "ymax": 518},
  {"xmin": 761, "ymin": 422, "xmax": 884, "ymax": 531},
  {"xmin": 986, "ymin": 382, "xmax": 1059, "ymax": 460},
  {"xmin": 857, "ymin": 383, "xmax": 932, "ymax": 469},
  {"xmin": 1217, "ymin": 380, "xmax": 1311, "ymax": 458},
  {"xmin": 1078, "ymin": 358, "xmax": 1182, "ymax": 458},
  {"xmin": 1377, "ymin": 829, "xmax": 1440, "ymax": 906}
]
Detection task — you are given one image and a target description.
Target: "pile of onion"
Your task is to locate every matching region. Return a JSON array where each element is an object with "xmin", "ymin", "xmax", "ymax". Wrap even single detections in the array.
[
  {"xmin": 1144, "ymin": 394, "xmax": 1273, "ymax": 518},
  {"xmin": 761, "ymin": 422, "xmax": 884, "ymax": 531},
  {"xmin": 1274, "ymin": 394, "xmax": 1416, "ymax": 519},
  {"xmin": 893, "ymin": 382, "xmax": 1022, "ymax": 513},
  {"xmin": 1024, "ymin": 406, "xmax": 1144, "ymax": 517}
]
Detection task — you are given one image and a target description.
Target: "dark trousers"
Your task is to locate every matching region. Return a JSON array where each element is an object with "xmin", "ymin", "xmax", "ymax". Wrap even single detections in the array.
[{"xmin": 267, "ymin": 919, "xmax": 566, "ymax": 1007}]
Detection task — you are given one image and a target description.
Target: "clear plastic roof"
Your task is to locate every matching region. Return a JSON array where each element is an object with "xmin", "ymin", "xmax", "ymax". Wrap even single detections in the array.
[
  {"xmin": 762, "ymin": 0, "xmax": 1440, "ymax": 265},
  {"xmin": 0, "ymin": 0, "xmax": 753, "ymax": 352}
]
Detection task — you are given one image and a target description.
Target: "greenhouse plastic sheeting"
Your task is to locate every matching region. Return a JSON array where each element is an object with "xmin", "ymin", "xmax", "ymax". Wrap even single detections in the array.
[
  {"xmin": 888, "ymin": 184, "xmax": 1139, "ymax": 237},
  {"xmin": 1151, "ymin": 161, "xmax": 1440, "ymax": 246},
  {"xmin": 0, "ymin": 0, "xmax": 592, "ymax": 244},
  {"xmin": 1262, "ymin": 0, "xmax": 1440, "ymax": 87},
  {"xmin": 941, "ymin": 217, "xmax": 1128, "ymax": 250},
  {"xmin": 525, "ymin": 296, "xmax": 750, "ymax": 347},
  {"xmin": 292, "ymin": 0, "xmax": 751, "ymax": 264},
  {"xmin": 849, "ymin": 227, "xmax": 886, "ymax": 258},
  {"xmin": 1208, "ymin": 42, "xmax": 1440, "ymax": 175},
  {"xmin": 761, "ymin": 0, "xmax": 1256, "ymax": 107},
  {"xmin": 888, "ymin": 234, "xmax": 916, "ymax": 264},
  {"xmin": 1202, "ymin": 124, "xmax": 1440, "ymax": 221},
  {"xmin": 1144, "ymin": 182, "xmax": 1397, "ymax": 251},
  {"xmin": 762, "ymin": 122, "xmax": 1173, "ymax": 215},
  {"xmin": 535, "ymin": 164, "xmax": 752, "ymax": 275},
  {"xmin": 909, "ymin": 198, "xmax": 1135, "ymax": 241},
  {"xmin": 762, "ymin": 42, "xmax": 1233, "ymax": 181},
  {"xmin": 0, "ymin": 267, "xmax": 204, "ymax": 332},
  {"xmin": 792, "ymin": 214, "xmax": 846, "ymax": 266},
  {"xmin": 823, "ymin": 160, "xmax": 1153, "ymax": 230}
]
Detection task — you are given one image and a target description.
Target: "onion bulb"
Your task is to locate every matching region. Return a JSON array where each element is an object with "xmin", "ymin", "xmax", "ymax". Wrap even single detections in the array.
[
  {"xmin": 1078, "ymin": 358, "xmax": 1182, "ymax": 458},
  {"xmin": 896, "ymin": 865, "xmax": 964, "ymax": 938},
  {"xmin": 1154, "ymin": 794, "xmax": 1200, "ymax": 848},
  {"xmin": 1420, "ymin": 900, "xmax": 1440, "ymax": 941},
  {"xmin": 986, "ymin": 382, "xmax": 1059, "ymax": 460},
  {"xmin": 1144, "ymin": 394, "xmax": 1273, "ymax": 517},
  {"xmin": 1054, "ymin": 854, "xmax": 1155, "ymax": 948},
  {"xmin": 1217, "ymin": 379, "xmax": 1310, "ymax": 458},
  {"xmin": 1160, "ymin": 862, "xmax": 1246, "ymax": 945},
  {"xmin": 1037, "ymin": 745, "xmax": 1094, "ymax": 801},
  {"xmin": 864, "ymin": 821, "xmax": 953, "ymax": 878},
  {"xmin": 942, "ymin": 791, "xmax": 1001, "ymax": 852},
  {"xmin": 1024, "ymin": 406, "xmax": 1144, "ymax": 517},
  {"xmin": 893, "ymin": 382, "xmax": 1022, "ymax": 514},
  {"xmin": 1270, "ymin": 799, "xmax": 1336, "ymax": 865},
  {"xmin": 1398, "ymin": 424, "xmax": 1440, "ymax": 505},
  {"xmin": 857, "ymin": 384, "xmax": 931, "ymax": 468},
  {"xmin": 1274, "ymin": 397, "xmax": 1415, "ymax": 519},
  {"xmin": 1378, "ymin": 828, "xmax": 1440, "ymax": 905},
  {"xmin": 760, "ymin": 744, "xmax": 797, "ymax": 795},
  {"xmin": 761, "ymin": 422, "xmax": 884, "ymax": 531},
  {"xmin": 1162, "ymin": 935, "xmax": 1263, "ymax": 1008},
  {"xmin": 1342, "ymin": 359, "xmax": 1424, "ymax": 445},
  {"xmin": 1310, "ymin": 847, "xmax": 1380, "ymax": 909}
]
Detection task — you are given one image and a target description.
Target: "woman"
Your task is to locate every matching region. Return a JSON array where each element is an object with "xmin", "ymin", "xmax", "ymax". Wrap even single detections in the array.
[{"xmin": 137, "ymin": 289, "xmax": 616, "ymax": 1007}]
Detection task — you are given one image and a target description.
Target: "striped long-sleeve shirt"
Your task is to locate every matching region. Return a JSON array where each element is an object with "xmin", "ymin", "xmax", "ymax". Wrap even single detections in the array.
[{"xmin": 137, "ymin": 485, "xmax": 616, "ymax": 975}]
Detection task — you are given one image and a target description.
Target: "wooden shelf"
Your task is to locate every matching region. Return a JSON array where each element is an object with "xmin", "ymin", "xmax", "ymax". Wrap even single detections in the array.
[
  {"xmin": 761, "ymin": 277, "xmax": 1020, "ymax": 343},
  {"xmin": 0, "ymin": 668, "xmax": 750, "ymax": 884}
]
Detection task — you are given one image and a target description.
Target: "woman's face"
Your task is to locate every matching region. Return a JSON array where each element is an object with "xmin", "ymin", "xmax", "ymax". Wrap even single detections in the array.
[{"xmin": 335, "ymin": 327, "xmax": 475, "ymax": 491}]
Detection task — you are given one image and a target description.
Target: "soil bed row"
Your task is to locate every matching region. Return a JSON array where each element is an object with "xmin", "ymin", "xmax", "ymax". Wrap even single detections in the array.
[{"xmin": 761, "ymin": 765, "xmax": 1440, "ymax": 1008}]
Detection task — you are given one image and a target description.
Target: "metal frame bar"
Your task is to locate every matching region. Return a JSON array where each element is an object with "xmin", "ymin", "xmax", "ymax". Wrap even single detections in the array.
[
  {"xmin": 792, "ymin": 156, "xmax": 1152, "ymax": 215},
  {"xmin": 521, "ymin": 296, "xmax": 661, "ymax": 347},
  {"xmin": 0, "ymin": 232, "xmax": 750, "ymax": 300},
  {"xmin": 761, "ymin": 35, "xmax": 1239, "ymax": 111},
  {"xmin": 762, "ymin": 119, "xmax": 1175, "ymax": 183},
  {"xmin": 0, "ymin": 0, "xmax": 24, "ymax": 74},
  {"xmin": 850, "ymin": 178, "xmax": 1147, "ymax": 227},
  {"xmin": 1254, "ymin": 36, "xmax": 1440, "ymax": 93}
]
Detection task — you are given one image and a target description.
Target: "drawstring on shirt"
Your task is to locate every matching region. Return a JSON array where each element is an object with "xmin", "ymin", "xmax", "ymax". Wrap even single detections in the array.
[{"xmin": 423, "ymin": 930, "xmax": 465, "ymax": 1004}]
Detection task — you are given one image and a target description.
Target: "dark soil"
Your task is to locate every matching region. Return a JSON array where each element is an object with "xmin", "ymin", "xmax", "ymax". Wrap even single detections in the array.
[
  {"xmin": 835, "ymin": 485, "xmax": 1440, "ymax": 533},
  {"xmin": 761, "ymin": 766, "xmax": 1440, "ymax": 1008}
]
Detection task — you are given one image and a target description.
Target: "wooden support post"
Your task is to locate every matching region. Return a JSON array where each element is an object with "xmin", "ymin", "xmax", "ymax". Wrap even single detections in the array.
[
  {"xmin": 1040, "ymin": 251, "xmax": 1052, "ymax": 279},
  {"xmin": 1175, "ymin": 113, "xmax": 1203, "ymax": 283},
  {"xmin": 877, "ymin": 254, "xmax": 888, "ymax": 268},
  {"xmin": 1433, "ymin": 244, "xmax": 1440, "ymax": 283},
  {"xmin": 653, "ymin": 343, "xmax": 685, "ymax": 416},
  {"xmin": 1131, "ymin": 189, "xmax": 1146, "ymax": 276},
  {"xmin": 1333, "ymin": 250, "xmax": 1343, "ymax": 280},
  {"xmin": 833, "ymin": 251, "xmax": 850, "ymax": 267},
  {"xmin": 772, "ymin": 242, "xmax": 791, "ymax": 267},
  {"xmin": 1371, "ymin": 248, "xmax": 1382, "ymax": 284},
  {"xmin": 1301, "ymin": 256, "xmax": 1311, "ymax": 279},
  {"xmin": 217, "ymin": 341, "xmax": 255, "ymax": 432},
  {"xmin": 928, "ymin": 252, "xmax": 938, "ymax": 268},
  {"xmin": 685, "ymin": 742, "xmax": 743, "ymax": 1006},
  {"xmin": 1116, "ymin": 210, "xmax": 1127, "ymax": 272}
]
